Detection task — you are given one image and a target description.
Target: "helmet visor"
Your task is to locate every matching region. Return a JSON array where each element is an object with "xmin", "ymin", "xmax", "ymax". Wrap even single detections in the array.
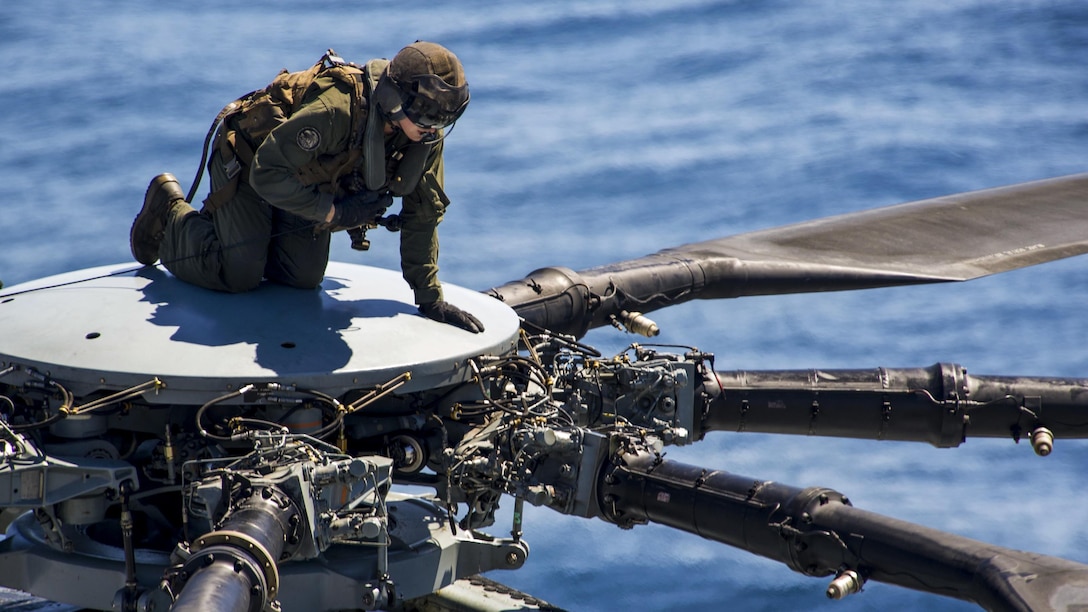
[{"xmin": 402, "ymin": 74, "xmax": 470, "ymax": 129}]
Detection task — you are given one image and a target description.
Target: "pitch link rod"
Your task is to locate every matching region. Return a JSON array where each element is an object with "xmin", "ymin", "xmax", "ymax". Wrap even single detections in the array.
[
  {"xmin": 699, "ymin": 362, "xmax": 1088, "ymax": 448},
  {"xmin": 599, "ymin": 449, "xmax": 1088, "ymax": 611}
]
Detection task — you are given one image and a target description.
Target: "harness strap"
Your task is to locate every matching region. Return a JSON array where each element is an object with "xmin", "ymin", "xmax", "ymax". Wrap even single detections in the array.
[
  {"xmin": 202, "ymin": 127, "xmax": 256, "ymax": 213},
  {"xmin": 186, "ymin": 95, "xmax": 253, "ymax": 203}
]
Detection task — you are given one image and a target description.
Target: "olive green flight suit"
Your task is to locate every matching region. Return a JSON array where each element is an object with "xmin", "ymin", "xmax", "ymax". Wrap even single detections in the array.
[{"xmin": 160, "ymin": 75, "xmax": 448, "ymax": 304}]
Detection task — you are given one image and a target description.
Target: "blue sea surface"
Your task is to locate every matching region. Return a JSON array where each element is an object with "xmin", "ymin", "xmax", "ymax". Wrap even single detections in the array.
[{"xmin": 2, "ymin": 1, "xmax": 1088, "ymax": 610}]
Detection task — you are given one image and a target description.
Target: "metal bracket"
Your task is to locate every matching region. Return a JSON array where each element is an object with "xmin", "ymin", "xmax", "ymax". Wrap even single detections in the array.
[
  {"xmin": 937, "ymin": 363, "xmax": 967, "ymax": 448},
  {"xmin": 0, "ymin": 451, "xmax": 137, "ymax": 507}
]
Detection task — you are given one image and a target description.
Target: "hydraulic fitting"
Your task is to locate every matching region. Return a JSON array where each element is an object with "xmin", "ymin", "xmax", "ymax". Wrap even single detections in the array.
[
  {"xmin": 1030, "ymin": 426, "xmax": 1054, "ymax": 456},
  {"xmin": 826, "ymin": 570, "xmax": 864, "ymax": 599}
]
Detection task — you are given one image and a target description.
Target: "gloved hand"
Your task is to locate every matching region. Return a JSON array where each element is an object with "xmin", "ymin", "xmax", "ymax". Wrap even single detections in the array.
[
  {"xmin": 331, "ymin": 190, "xmax": 393, "ymax": 228},
  {"xmin": 419, "ymin": 300, "xmax": 485, "ymax": 333}
]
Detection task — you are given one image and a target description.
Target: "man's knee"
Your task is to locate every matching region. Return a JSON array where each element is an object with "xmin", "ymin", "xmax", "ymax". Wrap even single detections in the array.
[
  {"xmin": 269, "ymin": 264, "xmax": 325, "ymax": 290},
  {"xmin": 221, "ymin": 250, "xmax": 266, "ymax": 292},
  {"xmin": 266, "ymin": 233, "xmax": 330, "ymax": 290}
]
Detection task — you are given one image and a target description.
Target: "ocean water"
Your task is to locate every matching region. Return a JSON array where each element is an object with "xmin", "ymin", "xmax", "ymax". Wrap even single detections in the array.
[{"xmin": 2, "ymin": 1, "xmax": 1088, "ymax": 610}]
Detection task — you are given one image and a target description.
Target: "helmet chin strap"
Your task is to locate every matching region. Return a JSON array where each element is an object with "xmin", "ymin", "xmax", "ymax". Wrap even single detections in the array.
[{"xmin": 418, "ymin": 121, "xmax": 456, "ymax": 145}]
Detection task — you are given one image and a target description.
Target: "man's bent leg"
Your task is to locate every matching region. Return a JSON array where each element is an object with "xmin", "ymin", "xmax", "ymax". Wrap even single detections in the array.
[
  {"xmin": 265, "ymin": 207, "xmax": 331, "ymax": 289},
  {"xmin": 160, "ymin": 188, "xmax": 272, "ymax": 293}
]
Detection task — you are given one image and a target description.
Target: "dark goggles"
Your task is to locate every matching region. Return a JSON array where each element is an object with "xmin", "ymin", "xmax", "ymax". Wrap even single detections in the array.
[
  {"xmin": 377, "ymin": 73, "xmax": 469, "ymax": 130},
  {"xmin": 401, "ymin": 74, "xmax": 470, "ymax": 129}
]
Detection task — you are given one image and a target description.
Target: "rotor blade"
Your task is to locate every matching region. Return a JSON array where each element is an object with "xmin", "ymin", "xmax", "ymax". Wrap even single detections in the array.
[
  {"xmin": 699, "ymin": 363, "xmax": 1088, "ymax": 449},
  {"xmin": 487, "ymin": 173, "xmax": 1088, "ymax": 337},
  {"xmin": 598, "ymin": 450, "xmax": 1088, "ymax": 611}
]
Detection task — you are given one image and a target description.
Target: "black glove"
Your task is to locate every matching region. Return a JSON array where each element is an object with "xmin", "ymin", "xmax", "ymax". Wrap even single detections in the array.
[
  {"xmin": 331, "ymin": 190, "xmax": 393, "ymax": 228},
  {"xmin": 419, "ymin": 300, "xmax": 485, "ymax": 333}
]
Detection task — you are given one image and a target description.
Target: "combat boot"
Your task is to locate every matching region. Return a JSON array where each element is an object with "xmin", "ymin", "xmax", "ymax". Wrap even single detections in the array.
[{"xmin": 130, "ymin": 173, "xmax": 186, "ymax": 265}]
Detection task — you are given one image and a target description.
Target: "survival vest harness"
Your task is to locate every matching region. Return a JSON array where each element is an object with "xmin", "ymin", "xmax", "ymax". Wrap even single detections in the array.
[{"xmin": 190, "ymin": 49, "xmax": 432, "ymax": 213}]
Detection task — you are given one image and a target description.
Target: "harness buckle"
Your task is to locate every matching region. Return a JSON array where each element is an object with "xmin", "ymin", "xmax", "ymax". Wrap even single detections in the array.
[
  {"xmin": 325, "ymin": 49, "xmax": 346, "ymax": 67},
  {"xmin": 223, "ymin": 156, "xmax": 241, "ymax": 180}
]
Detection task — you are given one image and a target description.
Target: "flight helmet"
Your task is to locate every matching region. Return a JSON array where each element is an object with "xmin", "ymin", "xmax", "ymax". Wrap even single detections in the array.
[{"xmin": 375, "ymin": 41, "xmax": 469, "ymax": 129}]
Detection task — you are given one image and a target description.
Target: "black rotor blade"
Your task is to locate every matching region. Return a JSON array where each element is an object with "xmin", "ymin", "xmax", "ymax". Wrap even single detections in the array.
[
  {"xmin": 598, "ymin": 450, "xmax": 1088, "ymax": 611},
  {"xmin": 487, "ymin": 173, "xmax": 1088, "ymax": 338},
  {"xmin": 699, "ymin": 363, "xmax": 1088, "ymax": 449}
]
